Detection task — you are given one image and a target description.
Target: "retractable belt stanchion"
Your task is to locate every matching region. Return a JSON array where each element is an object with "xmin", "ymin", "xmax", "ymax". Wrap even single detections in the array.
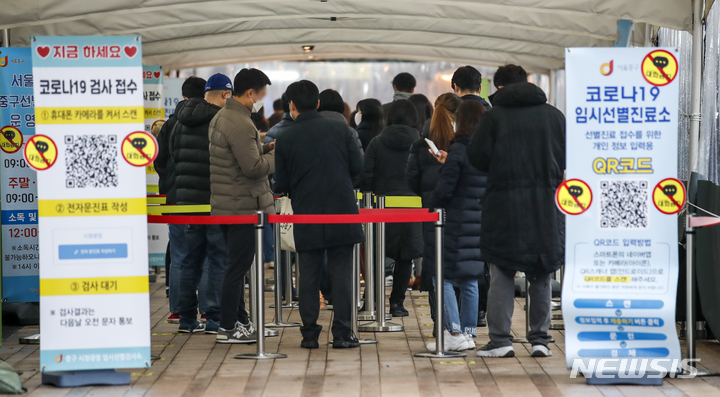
[
  {"xmin": 358, "ymin": 196, "xmax": 403, "ymax": 332},
  {"xmin": 358, "ymin": 192, "xmax": 376, "ymax": 321},
  {"xmin": 352, "ymin": 192, "xmax": 377, "ymax": 344},
  {"xmin": 236, "ymin": 211, "xmax": 287, "ymax": 360},
  {"xmin": 247, "ymin": 219, "xmax": 278, "ymax": 339},
  {"xmin": 267, "ymin": 199, "xmax": 301, "ymax": 328},
  {"xmin": 415, "ymin": 208, "xmax": 465, "ymax": 358}
]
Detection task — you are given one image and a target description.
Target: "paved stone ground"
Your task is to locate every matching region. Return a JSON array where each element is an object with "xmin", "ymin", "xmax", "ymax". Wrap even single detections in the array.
[{"xmin": 4, "ymin": 274, "xmax": 720, "ymax": 396}]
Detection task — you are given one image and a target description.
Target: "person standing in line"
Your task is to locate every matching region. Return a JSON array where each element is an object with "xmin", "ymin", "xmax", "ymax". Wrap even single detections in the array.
[
  {"xmin": 274, "ymin": 80, "xmax": 364, "ymax": 349},
  {"xmin": 355, "ymin": 99, "xmax": 384, "ymax": 151},
  {"xmin": 268, "ymin": 98, "xmax": 284, "ymax": 129},
  {"xmin": 171, "ymin": 73, "xmax": 232, "ymax": 334},
  {"xmin": 425, "ymin": 100, "xmax": 487, "ymax": 351},
  {"xmin": 451, "ymin": 66, "xmax": 492, "ymax": 110},
  {"xmin": 154, "ymin": 76, "xmax": 205, "ymax": 324},
  {"xmin": 209, "ymin": 68, "xmax": 275, "ymax": 344},
  {"xmin": 468, "ymin": 64, "xmax": 565, "ymax": 358},
  {"xmin": 406, "ymin": 93, "xmax": 461, "ymax": 323},
  {"xmin": 361, "ymin": 100, "xmax": 424, "ymax": 317},
  {"xmin": 382, "ymin": 72, "xmax": 416, "ymax": 120}
]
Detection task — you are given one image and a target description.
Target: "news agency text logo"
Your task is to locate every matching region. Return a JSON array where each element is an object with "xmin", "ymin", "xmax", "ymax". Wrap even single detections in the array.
[{"xmin": 570, "ymin": 358, "xmax": 700, "ymax": 379}]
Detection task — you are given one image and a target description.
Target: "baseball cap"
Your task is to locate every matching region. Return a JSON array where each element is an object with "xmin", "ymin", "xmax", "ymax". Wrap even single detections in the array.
[{"xmin": 204, "ymin": 73, "xmax": 233, "ymax": 92}]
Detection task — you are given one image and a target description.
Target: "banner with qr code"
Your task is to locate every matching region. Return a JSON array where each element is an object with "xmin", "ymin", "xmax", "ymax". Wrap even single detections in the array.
[
  {"xmin": 32, "ymin": 36, "xmax": 151, "ymax": 372},
  {"xmin": 142, "ymin": 66, "xmax": 168, "ymax": 266},
  {"xmin": 0, "ymin": 47, "xmax": 40, "ymax": 302},
  {"xmin": 562, "ymin": 48, "xmax": 681, "ymax": 375}
]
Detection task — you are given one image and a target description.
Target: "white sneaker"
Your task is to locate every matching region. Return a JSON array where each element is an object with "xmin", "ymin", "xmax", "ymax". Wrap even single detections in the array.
[
  {"xmin": 531, "ymin": 344, "xmax": 552, "ymax": 357},
  {"xmin": 425, "ymin": 330, "xmax": 468, "ymax": 351},
  {"xmin": 475, "ymin": 342, "xmax": 515, "ymax": 357},
  {"xmin": 464, "ymin": 334, "xmax": 476, "ymax": 349}
]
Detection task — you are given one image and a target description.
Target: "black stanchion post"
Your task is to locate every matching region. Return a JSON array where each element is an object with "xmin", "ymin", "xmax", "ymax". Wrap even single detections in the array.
[
  {"xmin": 358, "ymin": 192, "xmax": 376, "ymax": 321},
  {"xmin": 415, "ymin": 208, "xmax": 465, "ymax": 358},
  {"xmin": 267, "ymin": 199, "xmax": 300, "ymax": 328},
  {"xmin": 358, "ymin": 196, "xmax": 403, "ymax": 332},
  {"xmin": 236, "ymin": 211, "xmax": 287, "ymax": 360}
]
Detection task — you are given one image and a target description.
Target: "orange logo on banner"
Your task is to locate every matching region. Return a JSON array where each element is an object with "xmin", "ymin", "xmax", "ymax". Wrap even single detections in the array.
[
  {"xmin": 24, "ymin": 135, "xmax": 57, "ymax": 171},
  {"xmin": 653, "ymin": 178, "xmax": 686, "ymax": 214},
  {"xmin": 642, "ymin": 50, "xmax": 678, "ymax": 87},
  {"xmin": 122, "ymin": 131, "xmax": 158, "ymax": 167},
  {"xmin": 0, "ymin": 125, "xmax": 23, "ymax": 154},
  {"xmin": 556, "ymin": 179, "xmax": 593, "ymax": 215}
]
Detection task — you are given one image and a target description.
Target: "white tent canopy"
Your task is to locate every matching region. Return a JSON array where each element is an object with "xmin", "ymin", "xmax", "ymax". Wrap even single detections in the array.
[{"xmin": 0, "ymin": 0, "xmax": 695, "ymax": 73}]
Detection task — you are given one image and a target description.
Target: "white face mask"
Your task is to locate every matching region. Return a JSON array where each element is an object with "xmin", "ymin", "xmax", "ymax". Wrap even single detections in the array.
[
  {"xmin": 354, "ymin": 112, "xmax": 362, "ymax": 126},
  {"xmin": 251, "ymin": 98, "xmax": 264, "ymax": 114}
]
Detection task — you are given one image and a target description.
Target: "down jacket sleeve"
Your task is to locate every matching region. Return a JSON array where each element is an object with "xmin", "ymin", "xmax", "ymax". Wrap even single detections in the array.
[
  {"xmin": 428, "ymin": 142, "xmax": 462, "ymax": 209},
  {"xmin": 228, "ymin": 125, "xmax": 275, "ymax": 179},
  {"xmin": 406, "ymin": 139, "xmax": 423, "ymax": 196},
  {"xmin": 360, "ymin": 138, "xmax": 377, "ymax": 192}
]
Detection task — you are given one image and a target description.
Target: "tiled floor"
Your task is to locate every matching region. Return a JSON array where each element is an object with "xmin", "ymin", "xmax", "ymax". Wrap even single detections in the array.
[{"xmin": 4, "ymin": 276, "xmax": 720, "ymax": 396}]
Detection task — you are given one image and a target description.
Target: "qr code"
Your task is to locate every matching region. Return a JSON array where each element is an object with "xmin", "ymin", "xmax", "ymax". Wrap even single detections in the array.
[
  {"xmin": 65, "ymin": 135, "xmax": 118, "ymax": 188},
  {"xmin": 600, "ymin": 180, "xmax": 648, "ymax": 228}
]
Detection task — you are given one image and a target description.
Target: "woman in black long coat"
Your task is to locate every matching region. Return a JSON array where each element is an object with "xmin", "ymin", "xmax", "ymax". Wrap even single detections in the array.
[
  {"xmin": 426, "ymin": 100, "xmax": 487, "ymax": 351},
  {"xmin": 361, "ymin": 99, "xmax": 423, "ymax": 317}
]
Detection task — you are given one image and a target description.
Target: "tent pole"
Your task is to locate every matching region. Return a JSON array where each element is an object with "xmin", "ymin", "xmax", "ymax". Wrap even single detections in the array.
[
  {"xmin": 688, "ymin": 0, "xmax": 703, "ymax": 176},
  {"xmin": 2, "ymin": 29, "xmax": 9, "ymax": 47}
]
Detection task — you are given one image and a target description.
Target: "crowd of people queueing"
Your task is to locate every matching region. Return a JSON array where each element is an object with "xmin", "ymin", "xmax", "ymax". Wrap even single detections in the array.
[{"xmin": 153, "ymin": 64, "xmax": 566, "ymax": 358}]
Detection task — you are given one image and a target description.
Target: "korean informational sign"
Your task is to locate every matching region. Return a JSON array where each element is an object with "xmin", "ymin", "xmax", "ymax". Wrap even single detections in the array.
[
  {"xmin": 31, "ymin": 36, "xmax": 150, "ymax": 372},
  {"xmin": 163, "ymin": 77, "xmax": 184, "ymax": 118},
  {"xmin": 0, "ymin": 48, "xmax": 39, "ymax": 303},
  {"xmin": 143, "ymin": 66, "xmax": 168, "ymax": 266},
  {"xmin": 563, "ymin": 47, "xmax": 682, "ymax": 377}
]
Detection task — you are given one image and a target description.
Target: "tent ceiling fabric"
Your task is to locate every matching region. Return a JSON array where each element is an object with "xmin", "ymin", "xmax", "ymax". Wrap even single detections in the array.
[{"xmin": 1, "ymin": 0, "xmax": 693, "ymax": 73}]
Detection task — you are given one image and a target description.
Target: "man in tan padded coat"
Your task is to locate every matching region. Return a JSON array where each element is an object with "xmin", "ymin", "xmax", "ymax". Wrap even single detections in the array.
[{"xmin": 208, "ymin": 68, "xmax": 274, "ymax": 344}]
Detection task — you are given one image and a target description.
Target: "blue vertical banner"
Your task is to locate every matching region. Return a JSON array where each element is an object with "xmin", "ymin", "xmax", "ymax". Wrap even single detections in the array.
[
  {"xmin": 563, "ymin": 47, "xmax": 682, "ymax": 379},
  {"xmin": 32, "ymin": 36, "xmax": 151, "ymax": 372},
  {"xmin": 0, "ymin": 48, "xmax": 39, "ymax": 302}
]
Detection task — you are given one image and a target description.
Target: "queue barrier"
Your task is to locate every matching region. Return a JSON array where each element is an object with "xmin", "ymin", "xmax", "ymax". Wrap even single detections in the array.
[{"xmin": 146, "ymin": 199, "xmax": 456, "ymax": 359}]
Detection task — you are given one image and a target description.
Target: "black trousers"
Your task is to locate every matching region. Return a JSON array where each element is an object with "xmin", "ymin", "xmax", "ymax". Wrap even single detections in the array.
[
  {"xmin": 390, "ymin": 259, "xmax": 413, "ymax": 305},
  {"xmin": 220, "ymin": 224, "xmax": 255, "ymax": 330},
  {"xmin": 299, "ymin": 244, "xmax": 353, "ymax": 340}
]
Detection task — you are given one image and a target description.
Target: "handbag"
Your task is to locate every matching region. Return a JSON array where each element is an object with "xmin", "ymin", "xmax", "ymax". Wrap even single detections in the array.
[{"xmin": 278, "ymin": 196, "xmax": 296, "ymax": 252}]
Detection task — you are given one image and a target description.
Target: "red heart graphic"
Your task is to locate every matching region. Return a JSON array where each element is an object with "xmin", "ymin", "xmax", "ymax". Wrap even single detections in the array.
[
  {"xmin": 153, "ymin": 71, "xmax": 160, "ymax": 79},
  {"xmin": 36, "ymin": 46, "xmax": 50, "ymax": 58},
  {"xmin": 124, "ymin": 45, "xmax": 137, "ymax": 58}
]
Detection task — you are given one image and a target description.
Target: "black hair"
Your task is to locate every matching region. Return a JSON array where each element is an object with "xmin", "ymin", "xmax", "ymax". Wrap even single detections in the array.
[
  {"xmin": 286, "ymin": 80, "xmax": 319, "ymax": 113},
  {"xmin": 493, "ymin": 64, "xmax": 527, "ymax": 88},
  {"xmin": 273, "ymin": 98, "xmax": 283, "ymax": 112},
  {"xmin": 408, "ymin": 94, "xmax": 433, "ymax": 129},
  {"xmin": 251, "ymin": 108, "xmax": 269, "ymax": 132},
  {"xmin": 387, "ymin": 99, "xmax": 419, "ymax": 129},
  {"xmin": 392, "ymin": 72, "xmax": 416, "ymax": 93},
  {"xmin": 455, "ymin": 100, "xmax": 486, "ymax": 138},
  {"xmin": 233, "ymin": 68, "xmax": 272, "ymax": 97},
  {"xmin": 317, "ymin": 89, "xmax": 345, "ymax": 114},
  {"xmin": 357, "ymin": 98, "xmax": 384, "ymax": 141},
  {"xmin": 452, "ymin": 66, "xmax": 482, "ymax": 93},
  {"xmin": 181, "ymin": 76, "xmax": 206, "ymax": 99},
  {"xmin": 280, "ymin": 92, "xmax": 290, "ymax": 113}
]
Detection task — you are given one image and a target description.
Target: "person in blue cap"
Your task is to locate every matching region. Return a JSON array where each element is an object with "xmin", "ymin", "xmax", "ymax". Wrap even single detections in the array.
[{"xmin": 171, "ymin": 73, "xmax": 233, "ymax": 334}]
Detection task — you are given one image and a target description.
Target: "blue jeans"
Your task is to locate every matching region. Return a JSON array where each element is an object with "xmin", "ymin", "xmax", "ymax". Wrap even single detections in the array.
[
  {"xmin": 178, "ymin": 225, "xmax": 227, "ymax": 325},
  {"xmin": 168, "ymin": 224, "xmax": 187, "ymax": 314},
  {"xmin": 436, "ymin": 277, "xmax": 478, "ymax": 336},
  {"xmin": 262, "ymin": 222, "xmax": 274, "ymax": 263}
]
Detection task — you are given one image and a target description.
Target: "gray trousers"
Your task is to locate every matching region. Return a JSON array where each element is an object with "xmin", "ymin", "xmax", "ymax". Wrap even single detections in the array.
[{"xmin": 487, "ymin": 263, "xmax": 553, "ymax": 347}]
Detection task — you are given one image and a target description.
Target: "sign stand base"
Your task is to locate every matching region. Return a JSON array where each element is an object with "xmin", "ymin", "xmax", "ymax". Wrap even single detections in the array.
[
  {"xmin": 584, "ymin": 372, "xmax": 663, "ymax": 386},
  {"xmin": 42, "ymin": 370, "xmax": 131, "ymax": 387}
]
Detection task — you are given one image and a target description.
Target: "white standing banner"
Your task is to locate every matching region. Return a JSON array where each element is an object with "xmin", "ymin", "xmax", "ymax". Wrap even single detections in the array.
[
  {"xmin": 31, "ymin": 36, "xmax": 151, "ymax": 372},
  {"xmin": 562, "ymin": 47, "xmax": 683, "ymax": 378},
  {"xmin": 143, "ymin": 66, "xmax": 167, "ymax": 266},
  {"xmin": 163, "ymin": 77, "xmax": 184, "ymax": 118}
]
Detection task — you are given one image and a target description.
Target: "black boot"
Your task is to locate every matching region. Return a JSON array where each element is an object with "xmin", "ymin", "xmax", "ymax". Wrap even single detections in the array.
[
  {"xmin": 390, "ymin": 302, "xmax": 409, "ymax": 317},
  {"xmin": 477, "ymin": 310, "xmax": 487, "ymax": 327}
]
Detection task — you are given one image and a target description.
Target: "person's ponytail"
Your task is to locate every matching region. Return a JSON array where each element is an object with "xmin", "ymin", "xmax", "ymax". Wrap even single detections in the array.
[{"xmin": 429, "ymin": 93, "xmax": 461, "ymax": 151}]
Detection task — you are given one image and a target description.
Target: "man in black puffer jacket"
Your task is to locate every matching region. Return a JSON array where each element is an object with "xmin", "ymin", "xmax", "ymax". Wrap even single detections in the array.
[
  {"xmin": 468, "ymin": 64, "xmax": 565, "ymax": 359},
  {"xmin": 170, "ymin": 73, "xmax": 233, "ymax": 334}
]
